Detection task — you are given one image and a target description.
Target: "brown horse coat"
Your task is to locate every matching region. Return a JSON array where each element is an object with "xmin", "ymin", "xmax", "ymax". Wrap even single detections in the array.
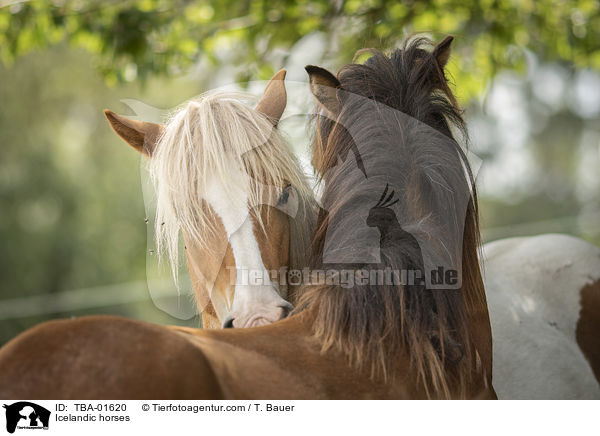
[{"xmin": 0, "ymin": 313, "xmax": 493, "ymax": 399}]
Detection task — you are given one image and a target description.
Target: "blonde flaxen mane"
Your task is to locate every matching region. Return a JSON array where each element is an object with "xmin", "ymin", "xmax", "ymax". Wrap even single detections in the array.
[{"xmin": 149, "ymin": 91, "xmax": 316, "ymax": 283}]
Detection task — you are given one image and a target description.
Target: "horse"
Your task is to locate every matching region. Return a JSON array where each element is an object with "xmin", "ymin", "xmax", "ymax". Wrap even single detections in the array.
[
  {"xmin": 483, "ymin": 233, "xmax": 600, "ymax": 399},
  {"xmin": 104, "ymin": 70, "xmax": 316, "ymax": 329},
  {"xmin": 299, "ymin": 35, "xmax": 494, "ymax": 398},
  {"xmin": 0, "ymin": 36, "xmax": 496, "ymax": 399}
]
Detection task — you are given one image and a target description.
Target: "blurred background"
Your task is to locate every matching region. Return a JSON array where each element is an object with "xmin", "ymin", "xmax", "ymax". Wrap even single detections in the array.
[{"xmin": 1, "ymin": 0, "xmax": 599, "ymax": 345}]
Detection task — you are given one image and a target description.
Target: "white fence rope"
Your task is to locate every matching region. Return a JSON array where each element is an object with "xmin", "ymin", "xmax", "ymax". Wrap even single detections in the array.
[
  {"xmin": 481, "ymin": 211, "xmax": 600, "ymax": 241},
  {"xmin": 0, "ymin": 281, "xmax": 177, "ymax": 321}
]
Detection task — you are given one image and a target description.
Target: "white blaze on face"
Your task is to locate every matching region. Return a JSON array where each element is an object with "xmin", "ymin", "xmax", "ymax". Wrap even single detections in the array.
[{"xmin": 203, "ymin": 161, "xmax": 289, "ymax": 327}]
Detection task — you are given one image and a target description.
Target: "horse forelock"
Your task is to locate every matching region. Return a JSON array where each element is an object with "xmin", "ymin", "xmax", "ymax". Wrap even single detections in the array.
[
  {"xmin": 149, "ymin": 91, "xmax": 316, "ymax": 284},
  {"xmin": 301, "ymin": 37, "xmax": 489, "ymax": 398}
]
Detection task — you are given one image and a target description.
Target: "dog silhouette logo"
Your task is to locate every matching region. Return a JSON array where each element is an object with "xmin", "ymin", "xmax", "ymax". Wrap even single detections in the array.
[{"xmin": 3, "ymin": 402, "xmax": 50, "ymax": 434}]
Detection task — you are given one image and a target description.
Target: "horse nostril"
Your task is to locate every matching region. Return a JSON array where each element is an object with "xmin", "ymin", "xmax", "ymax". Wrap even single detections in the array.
[{"xmin": 222, "ymin": 316, "xmax": 235, "ymax": 328}]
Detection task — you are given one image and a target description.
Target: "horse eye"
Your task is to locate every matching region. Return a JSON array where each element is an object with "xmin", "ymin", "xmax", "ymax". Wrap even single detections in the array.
[{"xmin": 277, "ymin": 188, "xmax": 290, "ymax": 205}]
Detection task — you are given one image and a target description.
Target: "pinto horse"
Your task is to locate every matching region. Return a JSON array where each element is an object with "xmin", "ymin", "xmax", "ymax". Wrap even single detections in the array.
[
  {"xmin": 0, "ymin": 37, "xmax": 496, "ymax": 399},
  {"xmin": 483, "ymin": 234, "xmax": 600, "ymax": 399}
]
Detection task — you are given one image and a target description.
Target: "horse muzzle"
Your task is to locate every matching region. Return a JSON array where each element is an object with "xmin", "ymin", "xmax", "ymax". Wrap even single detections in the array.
[{"xmin": 222, "ymin": 300, "xmax": 293, "ymax": 328}]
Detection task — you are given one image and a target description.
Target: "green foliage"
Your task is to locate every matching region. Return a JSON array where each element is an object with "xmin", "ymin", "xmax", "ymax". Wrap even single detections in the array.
[{"xmin": 1, "ymin": 0, "xmax": 599, "ymax": 99}]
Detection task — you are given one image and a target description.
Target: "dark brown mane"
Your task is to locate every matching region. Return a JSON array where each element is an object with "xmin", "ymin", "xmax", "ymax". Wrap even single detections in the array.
[{"xmin": 298, "ymin": 37, "xmax": 492, "ymax": 398}]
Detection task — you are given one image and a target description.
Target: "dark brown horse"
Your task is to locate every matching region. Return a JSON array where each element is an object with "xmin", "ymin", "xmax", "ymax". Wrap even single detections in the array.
[
  {"xmin": 299, "ymin": 35, "xmax": 493, "ymax": 397},
  {"xmin": 0, "ymin": 36, "xmax": 496, "ymax": 399}
]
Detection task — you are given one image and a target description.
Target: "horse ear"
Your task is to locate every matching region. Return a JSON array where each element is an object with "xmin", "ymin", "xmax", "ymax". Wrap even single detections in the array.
[
  {"xmin": 255, "ymin": 69, "xmax": 287, "ymax": 126},
  {"xmin": 433, "ymin": 35, "xmax": 454, "ymax": 69},
  {"xmin": 305, "ymin": 65, "xmax": 341, "ymax": 116},
  {"xmin": 104, "ymin": 110, "xmax": 164, "ymax": 157}
]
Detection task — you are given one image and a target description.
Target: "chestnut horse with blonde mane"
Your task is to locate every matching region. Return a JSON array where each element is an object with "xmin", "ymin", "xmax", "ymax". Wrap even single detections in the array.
[
  {"xmin": 107, "ymin": 71, "xmax": 317, "ymax": 329},
  {"xmin": 0, "ymin": 37, "xmax": 496, "ymax": 399}
]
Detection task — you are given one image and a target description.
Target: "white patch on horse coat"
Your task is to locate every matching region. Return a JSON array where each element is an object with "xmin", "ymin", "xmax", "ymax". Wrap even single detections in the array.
[
  {"xmin": 204, "ymin": 162, "xmax": 287, "ymax": 323},
  {"xmin": 483, "ymin": 233, "xmax": 600, "ymax": 399}
]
